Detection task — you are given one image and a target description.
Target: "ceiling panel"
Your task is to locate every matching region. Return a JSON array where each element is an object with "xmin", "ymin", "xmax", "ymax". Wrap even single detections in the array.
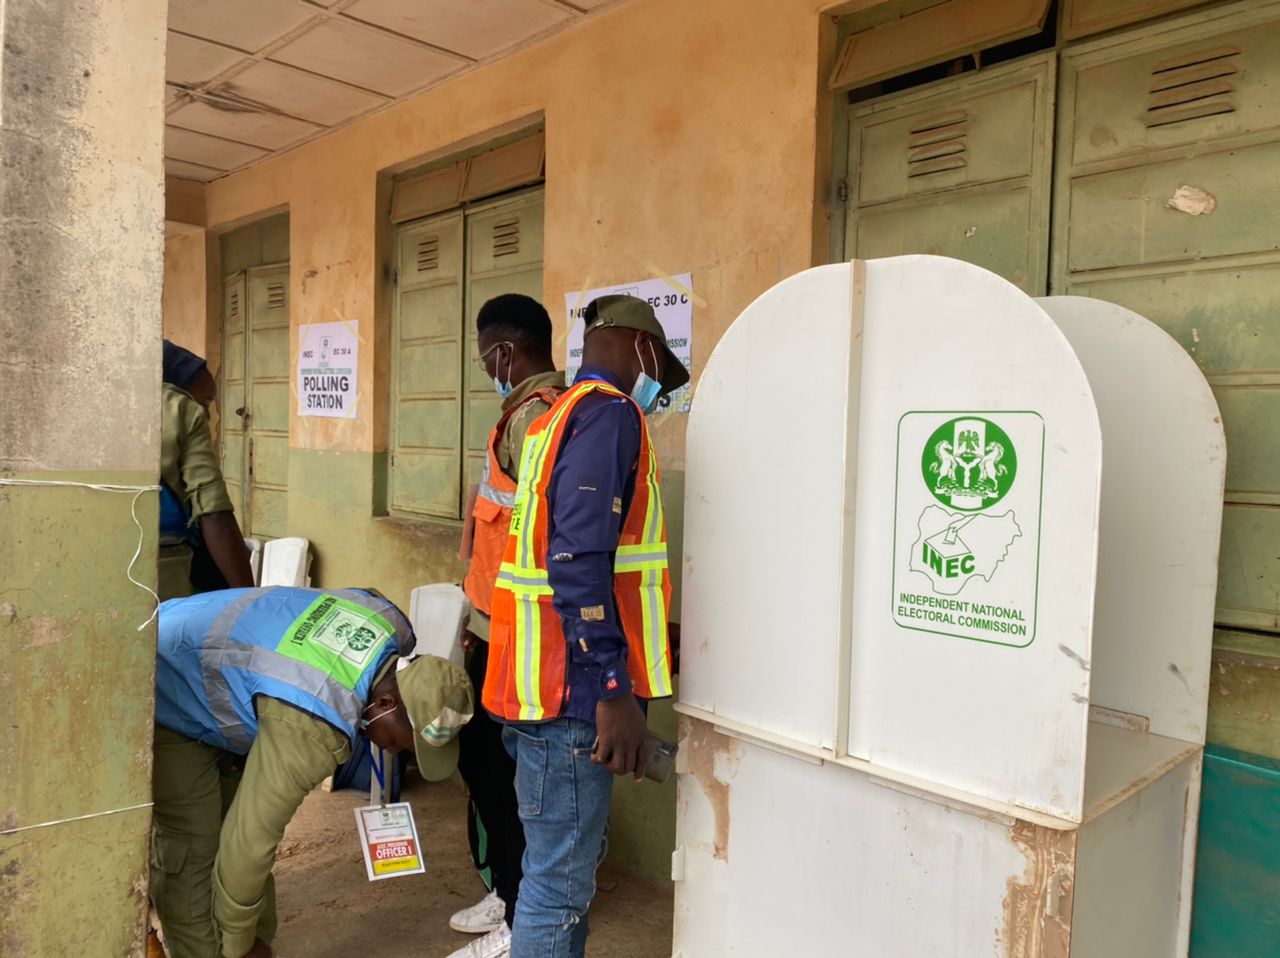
[
  {"xmin": 164, "ymin": 0, "xmax": 637, "ymax": 183},
  {"xmin": 270, "ymin": 18, "xmax": 466, "ymax": 96},
  {"xmin": 167, "ymin": 97, "xmax": 322, "ymax": 150},
  {"xmin": 167, "ymin": 32, "xmax": 244, "ymax": 86},
  {"xmin": 168, "ymin": 0, "xmax": 319, "ymax": 52},
  {"xmin": 166, "ymin": 126, "xmax": 270, "ymax": 170},
  {"xmin": 212, "ymin": 60, "xmax": 388, "ymax": 125},
  {"xmin": 166, "ymin": 157, "xmax": 226, "ymax": 182},
  {"xmin": 344, "ymin": 0, "xmax": 572, "ymax": 60}
]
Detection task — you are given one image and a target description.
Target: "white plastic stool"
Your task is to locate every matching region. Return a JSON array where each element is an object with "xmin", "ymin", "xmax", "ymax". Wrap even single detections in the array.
[
  {"xmin": 406, "ymin": 583, "xmax": 470, "ymax": 667},
  {"xmin": 259, "ymin": 537, "xmax": 311, "ymax": 587},
  {"xmin": 243, "ymin": 537, "xmax": 263, "ymax": 586}
]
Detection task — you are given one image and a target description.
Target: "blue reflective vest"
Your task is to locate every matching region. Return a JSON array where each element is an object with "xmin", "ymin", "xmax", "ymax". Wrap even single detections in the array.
[{"xmin": 156, "ymin": 587, "xmax": 415, "ymax": 755}]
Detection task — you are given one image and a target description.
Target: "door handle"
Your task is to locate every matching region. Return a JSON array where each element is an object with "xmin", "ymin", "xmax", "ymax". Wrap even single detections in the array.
[{"xmin": 235, "ymin": 406, "xmax": 251, "ymax": 423}]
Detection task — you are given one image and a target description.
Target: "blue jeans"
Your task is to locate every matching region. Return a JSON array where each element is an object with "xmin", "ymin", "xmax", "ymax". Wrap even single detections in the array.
[{"xmin": 503, "ymin": 718, "xmax": 614, "ymax": 958}]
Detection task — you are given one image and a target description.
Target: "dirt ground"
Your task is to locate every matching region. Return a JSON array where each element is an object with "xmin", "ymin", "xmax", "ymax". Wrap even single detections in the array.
[{"xmin": 271, "ymin": 770, "xmax": 674, "ymax": 958}]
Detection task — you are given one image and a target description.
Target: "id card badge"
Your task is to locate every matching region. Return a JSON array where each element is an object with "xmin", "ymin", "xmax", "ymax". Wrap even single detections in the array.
[{"xmin": 354, "ymin": 802, "xmax": 426, "ymax": 881}]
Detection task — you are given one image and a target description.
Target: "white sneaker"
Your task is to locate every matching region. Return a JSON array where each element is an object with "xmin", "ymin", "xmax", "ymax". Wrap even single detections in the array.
[
  {"xmin": 449, "ymin": 889, "xmax": 506, "ymax": 934},
  {"xmin": 446, "ymin": 923, "xmax": 511, "ymax": 958}
]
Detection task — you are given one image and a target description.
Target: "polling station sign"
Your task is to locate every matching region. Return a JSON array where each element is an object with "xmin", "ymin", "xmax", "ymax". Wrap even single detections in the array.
[{"xmin": 297, "ymin": 322, "xmax": 358, "ymax": 419}]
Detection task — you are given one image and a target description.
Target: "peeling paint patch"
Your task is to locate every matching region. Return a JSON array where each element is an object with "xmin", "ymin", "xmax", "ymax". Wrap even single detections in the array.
[
  {"xmin": 684, "ymin": 721, "xmax": 740, "ymax": 862},
  {"xmin": 1002, "ymin": 821, "xmax": 1076, "ymax": 957},
  {"xmin": 964, "ymin": 225, "xmax": 979, "ymax": 238},
  {"xmin": 1166, "ymin": 185, "xmax": 1216, "ymax": 216},
  {"xmin": 25, "ymin": 615, "xmax": 66, "ymax": 648}
]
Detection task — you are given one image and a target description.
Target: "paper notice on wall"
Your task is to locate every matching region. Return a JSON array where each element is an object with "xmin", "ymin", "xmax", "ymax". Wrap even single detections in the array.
[
  {"xmin": 565, "ymin": 274, "xmax": 694, "ymax": 414},
  {"xmin": 297, "ymin": 322, "xmax": 358, "ymax": 419}
]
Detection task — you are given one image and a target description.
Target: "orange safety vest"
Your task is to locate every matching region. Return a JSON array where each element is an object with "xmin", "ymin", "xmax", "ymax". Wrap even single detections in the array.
[
  {"xmin": 463, "ymin": 386, "xmax": 562, "ymax": 617},
  {"xmin": 484, "ymin": 380, "xmax": 674, "ymax": 722}
]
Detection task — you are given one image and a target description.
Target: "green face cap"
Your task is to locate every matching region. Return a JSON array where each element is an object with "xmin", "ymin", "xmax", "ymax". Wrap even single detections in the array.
[
  {"xmin": 584, "ymin": 294, "xmax": 691, "ymax": 396},
  {"xmin": 395, "ymin": 655, "xmax": 474, "ymax": 782}
]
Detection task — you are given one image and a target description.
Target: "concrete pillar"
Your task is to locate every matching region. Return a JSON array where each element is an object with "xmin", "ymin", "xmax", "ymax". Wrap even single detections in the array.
[{"xmin": 0, "ymin": 1, "xmax": 167, "ymax": 955}]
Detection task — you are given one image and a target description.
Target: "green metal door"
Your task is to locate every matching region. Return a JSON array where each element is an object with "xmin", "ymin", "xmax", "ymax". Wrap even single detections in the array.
[
  {"xmin": 390, "ymin": 211, "xmax": 465, "ymax": 519},
  {"xmin": 844, "ymin": 51, "xmax": 1056, "ymax": 293},
  {"xmin": 218, "ymin": 265, "xmax": 290, "ymax": 540},
  {"xmin": 220, "ymin": 273, "xmax": 247, "ymax": 521},
  {"xmin": 244, "ymin": 266, "xmax": 291, "ymax": 540},
  {"xmin": 462, "ymin": 190, "xmax": 545, "ymax": 492},
  {"xmin": 389, "ymin": 189, "xmax": 545, "ymax": 520},
  {"xmin": 1053, "ymin": 0, "xmax": 1280, "ymax": 639}
]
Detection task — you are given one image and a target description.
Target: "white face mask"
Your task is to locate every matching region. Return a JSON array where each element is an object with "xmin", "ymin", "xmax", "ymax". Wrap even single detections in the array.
[
  {"xmin": 358, "ymin": 706, "xmax": 396, "ymax": 732},
  {"xmin": 630, "ymin": 337, "xmax": 663, "ymax": 414}
]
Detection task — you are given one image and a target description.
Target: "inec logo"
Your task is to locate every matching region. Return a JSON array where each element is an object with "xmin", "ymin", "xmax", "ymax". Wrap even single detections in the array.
[
  {"xmin": 921, "ymin": 416, "xmax": 1017, "ymax": 512},
  {"xmin": 894, "ymin": 410, "xmax": 1042, "ymax": 647},
  {"xmin": 911, "ymin": 416, "xmax": 1022, "ymax": 596},
  {"xmin": 335, "ymin": 620, "xmax": 378, "ymax": 652}
]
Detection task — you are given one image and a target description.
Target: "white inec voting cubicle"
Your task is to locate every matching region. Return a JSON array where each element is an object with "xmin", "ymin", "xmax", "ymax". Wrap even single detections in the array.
[{"xmin": 673, "ymin": 257, "xmax": 1226, "ymax": 958}]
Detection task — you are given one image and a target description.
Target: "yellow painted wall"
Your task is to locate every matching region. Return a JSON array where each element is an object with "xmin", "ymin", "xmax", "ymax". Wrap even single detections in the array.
[
  {"xmin": 162, "ymin": 228, "xmax": 210, "ymax": 354},
  {"xmin": 201, "ymin": 0, "xmax": 848, "ymax": 470},
  {"xmin": 180, "ymin": 0, "xmax": 857, "ymax": 617}
]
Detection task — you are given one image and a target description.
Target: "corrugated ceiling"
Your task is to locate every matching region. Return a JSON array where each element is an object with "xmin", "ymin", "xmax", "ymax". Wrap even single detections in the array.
[{"xmin": 164, "ymin": 0, "xmax": 624, "ymax": 182}]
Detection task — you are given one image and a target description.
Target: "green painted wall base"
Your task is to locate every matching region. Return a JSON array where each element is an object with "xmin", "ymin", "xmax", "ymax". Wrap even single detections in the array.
[
  {"xmin": 286, "ymin": 449, "xmax": 464, "ymax": 612},
  {"xmin": 608, "ymin": 688, "xmax": 678, "ymax": 885},
  {"xmin": 1, "ymin": 472, "xmax": 157, "ymax": 956},
  {"xmin": 0, "ymin": 808, "xmax": 152, "ymax": 956}
]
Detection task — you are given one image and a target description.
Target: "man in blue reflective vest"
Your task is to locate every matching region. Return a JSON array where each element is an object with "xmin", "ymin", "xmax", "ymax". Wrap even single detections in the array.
[{"xmin": 151, "ymin": 587, "xmax": 474, "ymax": 958}]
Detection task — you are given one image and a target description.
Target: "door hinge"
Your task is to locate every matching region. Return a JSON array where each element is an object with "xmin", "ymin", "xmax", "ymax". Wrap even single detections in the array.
[{"xmin": 836, "ymin": 179, "xmax": 849, "ymax": 205}]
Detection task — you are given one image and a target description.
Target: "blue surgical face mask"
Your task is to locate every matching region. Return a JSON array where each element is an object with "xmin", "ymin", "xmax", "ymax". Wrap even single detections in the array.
[
  {"xmin": 494, "ymin": 346, "xmax": 515, "ymax": 398},
  {"xmin": 630, "ymin": 338, "xmax": 663, "ymax": 414},
  {"xmin": 478, "ymin": 341, "xmax": 514, "ymax": 398}
]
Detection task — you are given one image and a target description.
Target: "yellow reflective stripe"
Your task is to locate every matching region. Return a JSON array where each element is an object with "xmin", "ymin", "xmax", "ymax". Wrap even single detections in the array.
[
  {"xmin": 496, "ymin": 565, "xmax": 552, "ymax": 592},
  {"xmin": 630, "ymin": 424, "xmax": 672, "ymax": 697},
  {"xmin": 517, "ymin": 587, "xmax": 543, "ymax": 721},
  {"xmin": 512, "ymin": 387, "xmax": 587, "ymax": 571},
  {"xmin": 614, "ymin": 544, "xmax": 667, "ymax": 574},
  {"xmin": 511, "ymin": 430, "xmax": 553, "ymax": 719},
  {"xmin": 640, "ymin": 566, "xmax": 671, "ymax": 697}
]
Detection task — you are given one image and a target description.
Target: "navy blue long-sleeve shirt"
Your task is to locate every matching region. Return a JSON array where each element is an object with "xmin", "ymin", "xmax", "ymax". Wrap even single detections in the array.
[{"xmin": 547, "ymin": 364, "xmax": 646, "ymax": 721}]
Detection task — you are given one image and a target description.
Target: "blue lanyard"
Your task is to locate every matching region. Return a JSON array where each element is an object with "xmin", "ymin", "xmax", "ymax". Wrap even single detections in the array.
[{"xmin": 370, "ymin": 743, "xmax": 386, "ymax": 795}]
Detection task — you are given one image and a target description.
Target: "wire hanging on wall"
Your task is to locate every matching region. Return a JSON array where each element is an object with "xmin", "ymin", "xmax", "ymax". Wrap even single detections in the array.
[{"xmin": 0, "ymin": 477, "xmax": 161, "ymax": 630}]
